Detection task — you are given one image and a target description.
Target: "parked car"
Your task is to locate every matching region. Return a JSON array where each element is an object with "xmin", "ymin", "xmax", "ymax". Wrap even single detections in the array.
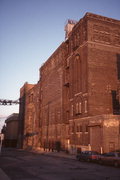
[
  {"xmin": 76, "ymin": 151, "xmax": 100, "ymax": 162},
  {"xmin": 98, "ymin": 152, "xmax": 120, "ymax": 167}
]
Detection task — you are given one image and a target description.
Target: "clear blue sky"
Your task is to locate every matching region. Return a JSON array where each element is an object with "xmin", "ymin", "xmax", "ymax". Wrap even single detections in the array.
[{"xmin": 0, "ymin": 0, "xmax": 120, "ymax": 121}]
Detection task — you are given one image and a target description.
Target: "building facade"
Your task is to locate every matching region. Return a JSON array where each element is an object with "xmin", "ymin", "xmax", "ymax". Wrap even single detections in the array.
[
  {"xmin": 18, "ymin": 82, "xmax": 40, "ymax": 149},
  {"xmin": 18, "ymin": 12, "xmax": 120, "ymax": 153},
  {"xmin": 3, "ymin": 113, "xmax": 19, "ymax": 147}
]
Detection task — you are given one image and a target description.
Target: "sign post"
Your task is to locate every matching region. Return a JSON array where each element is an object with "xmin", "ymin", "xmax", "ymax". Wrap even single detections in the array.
[{"xmin": 0, "ymin": 134, "xmax": 4, "ymax": 155}]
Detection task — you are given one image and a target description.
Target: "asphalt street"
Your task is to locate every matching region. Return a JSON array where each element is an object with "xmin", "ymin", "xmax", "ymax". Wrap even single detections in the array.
[{"xmin": 0, "ymin": 148, "xmax": 120, "ymax": 180}]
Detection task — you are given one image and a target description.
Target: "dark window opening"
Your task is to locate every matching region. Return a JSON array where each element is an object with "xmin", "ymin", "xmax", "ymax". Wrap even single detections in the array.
[
  {"xmin": 85, "ymin": 125, "xmax": 88, "ymax": 132},
  {"xmin": 80, "ymin": 125, "xmax": 83, "ymax": 132},
  {"xmin": 111, "ymin": 90, "xmax": 120, "ymax": 115},
  {"xmin": 117, "ymin": 54, "xmax": 120, "ymax": 80}
]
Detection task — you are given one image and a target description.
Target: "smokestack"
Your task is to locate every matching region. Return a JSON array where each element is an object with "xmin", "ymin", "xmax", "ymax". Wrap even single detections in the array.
[{"xmin": 64, "ymin": 19, "xmax": 77, "ymax": 39}]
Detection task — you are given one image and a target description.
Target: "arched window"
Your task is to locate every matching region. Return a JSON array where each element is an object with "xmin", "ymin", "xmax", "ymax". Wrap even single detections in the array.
[{"xmin": 74, "ymin": 54, "xmax": 82, "ymax": 94}]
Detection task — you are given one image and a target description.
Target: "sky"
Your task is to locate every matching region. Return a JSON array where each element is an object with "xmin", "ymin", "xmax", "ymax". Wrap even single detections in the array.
[{"xmin": 0, "ymin": 0, "xmax": 120, "ymax": 130}]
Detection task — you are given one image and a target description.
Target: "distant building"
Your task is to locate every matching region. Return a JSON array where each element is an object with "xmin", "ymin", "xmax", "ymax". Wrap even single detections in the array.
[
  {"xmin": 18, "ymin": 82, "xmax": 40, "ymax": 149},
  {"xmin": 18, "ymin": 12, "xmax": 120, "ymax": 153},
  {"xmin": 4, "ymin": 113, "xmax": 19, "ymax": 147}
]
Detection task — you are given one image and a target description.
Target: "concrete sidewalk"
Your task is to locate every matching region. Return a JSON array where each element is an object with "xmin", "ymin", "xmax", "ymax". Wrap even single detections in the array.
[
  {"xmin": 32, "ymin": 148, "xmax": 76, "ymax": 160},
  {"xmin": 43, "ymin": 151, "xmax": 76, "ymax": 160},
  {"xmin": 0, "ymin": 168, "xmax": 10, "ymax": 180}
]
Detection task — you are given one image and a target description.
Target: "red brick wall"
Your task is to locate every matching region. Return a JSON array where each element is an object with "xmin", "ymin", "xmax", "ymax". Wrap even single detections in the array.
[
  {"xmin": 87, "ymin": 16, "xmax": 120, "ymax": 116},
  {"xmin": 40, "ymin": 44, "xmax": 65, "ymax": 147},
  {"xmin": 18, "ymin": 13, "xmax": 120, "ymax": 151}
]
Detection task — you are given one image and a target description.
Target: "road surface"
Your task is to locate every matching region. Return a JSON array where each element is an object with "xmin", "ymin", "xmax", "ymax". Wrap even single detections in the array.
[{"xmin": 0, "ymin": 148, "xmax": 120, "ymax": 180}]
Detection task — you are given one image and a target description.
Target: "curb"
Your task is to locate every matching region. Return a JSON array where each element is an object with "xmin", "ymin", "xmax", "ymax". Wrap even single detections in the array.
[{"xmin": 33, "ymin": 150, "xmax": 76, "ymax": 160}]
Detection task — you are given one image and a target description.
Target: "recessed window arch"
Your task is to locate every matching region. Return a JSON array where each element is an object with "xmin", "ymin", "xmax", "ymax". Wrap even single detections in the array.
[
  {"xmin": 74, "ymin": 54, "xmax": 82, "ymax": 93},
  {"xmin": 75, "ymin": 54, "xmax": 80, "ymax": 60}
]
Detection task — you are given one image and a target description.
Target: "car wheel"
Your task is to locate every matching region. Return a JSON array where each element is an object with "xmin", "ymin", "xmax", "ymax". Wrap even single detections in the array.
[{"xmin": 114, "ymin": 161, "xmax": 118, "ymax": 167}]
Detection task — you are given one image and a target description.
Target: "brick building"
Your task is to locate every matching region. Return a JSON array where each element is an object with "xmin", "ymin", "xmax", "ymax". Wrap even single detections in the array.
[
  {"xmin": 18, "ymin": 12, "xmax": 120, "ymax": 153},
  {"xmin": 18, "ymin": 82, "xmax": 40, "ymax": 149}
]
